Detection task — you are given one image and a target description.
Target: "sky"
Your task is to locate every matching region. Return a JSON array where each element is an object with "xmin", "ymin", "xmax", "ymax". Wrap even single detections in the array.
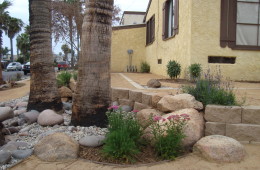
[{"xmin": 2, "ymin": 0, "xmax": 149, "ymax": 56}]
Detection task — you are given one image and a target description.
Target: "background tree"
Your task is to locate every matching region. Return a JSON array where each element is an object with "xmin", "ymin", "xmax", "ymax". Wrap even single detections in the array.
[
  {"xmin": 61, "ymin": 44, "xmax": 71, "ymax": 62},
  {"xmin": 71, "ymin": 0, "xmax": 114, "ymax": 127},
  {"xmin": 16, "ymin": 25, "xmax": 30, "ymax": 62},
  {"xmin": 1, "ymin": 46, "xmax": 9, "ymax": 56},
  {"xmin": 0, "ymin": 0, "xmax": 11, "ymax": 85},
  {"xmin": 28, "ymin": 0, "xmax": 62, "ymax": 112},
  {"xmin": 6, "ymin": 17, "xmax": 23, "ymax": 62}
]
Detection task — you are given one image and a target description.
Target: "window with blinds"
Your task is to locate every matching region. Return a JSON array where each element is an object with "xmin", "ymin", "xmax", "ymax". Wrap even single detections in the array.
[
  {"xmin": 220, "ymin": 0, "xmax": 260, "ymax": 50},
  {"xmin": 146, "ymin": 15, "xmax": 155, "ymax": 45}
]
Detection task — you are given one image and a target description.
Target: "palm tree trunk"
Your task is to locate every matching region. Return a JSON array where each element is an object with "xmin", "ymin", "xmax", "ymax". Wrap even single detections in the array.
[
  {"xmin": 71, "ymin": 0, "xmax": 114, "ymax": 127},
  {"xmin": 0, "ymin": 30, "xmax": 4, "ymax": 85},
  {"xmin": 10, "ymin": 38, "xmax": 13, "ymax": 62},
  {"xmin": 27, "ymin": 0, "xmax": 62, "ymax": 112},
  {"xmin": 69, "ymin": 17, "xmax": 74, "ymax": 68}
]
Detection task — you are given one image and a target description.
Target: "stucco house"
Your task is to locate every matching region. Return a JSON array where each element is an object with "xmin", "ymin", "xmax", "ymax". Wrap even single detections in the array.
[
  {"xmin": 111, "ymin": 0, "xmax": 260, "ymax": 81},
  {"xmin": 119, "ymin": 11, "xmax": 146, "ymax": 26}
]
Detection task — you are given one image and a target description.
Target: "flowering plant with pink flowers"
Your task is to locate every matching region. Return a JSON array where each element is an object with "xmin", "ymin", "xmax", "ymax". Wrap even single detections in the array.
[{"xmin": 150, "ymin": 114, "xmax": 190, "ymax": 160}]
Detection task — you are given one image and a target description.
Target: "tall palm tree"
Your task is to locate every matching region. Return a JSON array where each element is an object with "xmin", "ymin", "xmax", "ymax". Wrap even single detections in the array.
[
  {"xmin": 27, "ymin": 0, "xmax": 62, "ymax": 112},
  {"xmin": 6, "ymin": 17, "xmax": 23, "ymax": 62},
  {"xmin": 71, "ymin": 0, "xmax": 114, "ymax": 127},
  {"xmin": 0, "ymin": 0, "xmax": 11, "ymax": 85}
]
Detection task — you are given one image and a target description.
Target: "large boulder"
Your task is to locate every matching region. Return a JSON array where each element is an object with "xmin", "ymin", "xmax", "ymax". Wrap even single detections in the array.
[
  {"xmin": 34, "ymin": 133, "xmax": 79, "ymax": 161},
  {"xmin": 37, "ymin": 110, "xmax": 64, "ymax": 126},
  {"xmin": 193, "ymin": 135, "xmax": 246, "ymax": 163},
  {"xmin": 147, "ymin": 79, "xmax": 161, "ymax": 88},
  {"xmin": 136, "ymin": 109, "xmax": 162, "ymax": 128},
  {"xmin": 58, "ymin": 86, "xmax": 72, "ymax": 98},
  {"xmin": 143, "ymin": 109, "xmax": 204, "ymax": 148},
  {"xmin": 163, "ymin": 109, "xmax": 204, "ymax": 147},
  {"xmin": 157, "ymin": 94, "xmax": 203, "ymax": 112},
  {"xmin": 0, "ymin": 107, "xmax": 14, "ymax": 122}
]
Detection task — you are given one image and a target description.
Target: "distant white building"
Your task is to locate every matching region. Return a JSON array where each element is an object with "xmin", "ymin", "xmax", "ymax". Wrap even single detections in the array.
[{"xmin": 120, "ymin": 11, "xmax": 146, "ymax": 26}]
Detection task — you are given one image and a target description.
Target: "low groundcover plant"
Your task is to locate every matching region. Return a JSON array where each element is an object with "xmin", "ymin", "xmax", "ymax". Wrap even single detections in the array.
[{"xmin": 150, "ymin": 114, "xmax": 190, "ymax": 160}]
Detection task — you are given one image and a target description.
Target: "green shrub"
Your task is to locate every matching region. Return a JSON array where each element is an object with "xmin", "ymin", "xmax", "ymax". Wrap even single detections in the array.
[
  {"xmin": 140, "ymin": 62, "xmax": 150, "ymax": 73},
  {"xmin": 167, "ymin": 60, "xmax": 181, "ymax": 79},
  {"xmin": 57, "ymin": 71, "xmax": 72, "ymax": 87},
  {"xmin": 102, "ymin": 106, "xmax": 142, "ymax": 163},
  {"xmin": 182, "ymin": 79, "xmax": 237, "ymax": 106},
  {"xmin": 151, "ymin": 115, "xmax": 189, "ymax": 160},
  {"xmin": 188, "ymin": 63, "xmax": 202, "ymax": 81},
  {"xmin": 72, "ymin": 71, "xmax": 78, "ymax": 81}
]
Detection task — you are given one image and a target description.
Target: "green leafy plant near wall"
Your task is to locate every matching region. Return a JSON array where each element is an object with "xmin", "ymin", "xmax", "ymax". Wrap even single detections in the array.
[
  {"xmin": 57, "ymin": 71, "xmax": 72, "ymax": 87},
  {"xmin": 188, "ymin": 63, "xmax": 202, "ymax": 81},
  {"xmin": 182, "ymin": 68, "xmax": 238, "ymax": 106},
  {"xmin": 167, "ymin": 60, "xmax": 181, "ymax": 79},
  {"xmin": 140, "ymin": 61, "xmax": 150, "ymax": 73}
]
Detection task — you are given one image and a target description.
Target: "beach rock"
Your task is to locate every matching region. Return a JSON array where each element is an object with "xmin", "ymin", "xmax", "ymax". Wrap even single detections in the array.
[
  {"xmin": 14, "ymin": 108, "xmax": 27, "ymax": 116},
  {"xmin": 15, "ymin": 102, "xmax": 28, "ymax": 108},
  {"xmin": 2, "ymin": 127, "xmax": 20, "ymax": 135},
  {"xmin": 22, "ymin": 110, "xmax": 40, "ymax": 124},
  {"xmin": 147, "ymin": 79, "xmax": 161, "ymax": 88},
  {"xmin": 0, "ymin": 151, "xmax": 11, "ymax": 165},
  {"xmin": 193, "ymin": 135, "xmax": 246, "ymax": 163},
  {"xmin": 79, "ymin": 135, "xmax": 106, "ymax": 147},
  {"xmin": 59, "ymin": 86, "xmax": 72, "ymax": 98},
  {"xmin": 34, "ymin": 133, "xmax": 79, "ymax": 161},
  {"xmin": 62, "ymin": 102, "xmax": 72, "ymax": 110},
  {"xmin": 0, "ymin": 107, "xmax": 14, "ymax": 122},
  {"xmin": 37, "ymin": 109, "xmax": 64, "ymax": 126},
  {"xmin": 136, "ymin": 109, "xmax": 162, "ymax": 127},
  {"xmin": 12, "ymin": 149, "xmax": 33, "ymax": 159},
  {"xmin": 157, "ymin": 94, "xmax": 203, "ymax": 112},
  {"xmin": 121, "ymin": 105, "xmax": 132, "ymax": 112}
]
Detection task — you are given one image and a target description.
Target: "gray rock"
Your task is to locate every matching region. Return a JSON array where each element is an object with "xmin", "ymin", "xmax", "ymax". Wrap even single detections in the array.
[
  {"xmin": 147, "ymin": 79, "xmax": 161, "ymax": 88},
  {"xmin": 18, "ymin": 118, "xmax": 27, "ymax": 126},
  {"xmin": 0, "ymin": 143, "xmax": 17, "ymax": 152},
  {"xmin": 0, "ymin": 107, "xmax": 14, "ymax": 122},
  {"xmin": 22, "ymin": 110, "xmax": 40, "ymax": 124},
  {"xmin": 15, "ymin": 102, "xmax": 28, "ymax": 108},
  {"xmin": 79, "ymin": 135, "xmax": 105, "ymax": 147},
  {"xmin": 121, "ymin": 105, "xmax": 132, "ymax": 112},
  {"xmin": 12, "ymin": 149, "xmax": 33, "ymax": 159},
  {"xmin": 62, "ymin": 102, "xmax": 72, "ymax": 110},
  {"xmin": 14, "ymin": 108, "xmax": 27, "ymax": 116},
  {"xmin": 2, "ymin": 127, "xmax": 20, "ymax": 135},
  {"xmin": 37, "ymin": 109, "xmax": 64, "ymax": 126},
  {"xmin": 2, "ymin": 117, "xmax": 19, "ymax": 127},
  {"xmin": 0, "ymin": 151, "xmax": 11, "ymax": 165}
]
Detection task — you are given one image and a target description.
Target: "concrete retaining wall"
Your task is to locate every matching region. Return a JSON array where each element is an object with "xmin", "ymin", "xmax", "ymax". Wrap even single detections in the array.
[{"xmin": 205, "ymin": 105, "xmax": 260, "ymax": 143}]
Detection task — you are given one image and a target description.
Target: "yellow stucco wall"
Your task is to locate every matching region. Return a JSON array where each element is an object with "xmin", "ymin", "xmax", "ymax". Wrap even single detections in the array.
[
  {"xmin": 190, "ymin": 0, "xmax": 260, "ymax": 81},
  {"xmin": 111, "ymin": 26, "xmax": 146, "ymax": 72},
  {"xmin": 145, "ymin": 0, "xmax": 192, "ymax": 78}
]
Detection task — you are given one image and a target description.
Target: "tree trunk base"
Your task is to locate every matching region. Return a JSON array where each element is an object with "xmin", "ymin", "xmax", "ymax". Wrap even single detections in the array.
[
  {"xmin": 27, "ymin": 99, "xmax": 63, "ymax": 113},
  {"xmin": 71, "ymin": 106, "xmax": 108, "ymax": 128}
]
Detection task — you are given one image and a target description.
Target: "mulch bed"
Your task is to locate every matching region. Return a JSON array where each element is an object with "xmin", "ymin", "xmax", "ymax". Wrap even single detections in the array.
[{"xmin": 79, "ymin": 145, "xmax": 161, "ymax": 165}]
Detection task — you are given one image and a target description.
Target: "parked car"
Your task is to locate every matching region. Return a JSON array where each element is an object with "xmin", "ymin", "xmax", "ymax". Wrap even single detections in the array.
[
  {"xmin": 57, "ymin": 61, "xmax": 69, "ymax": 70},
  {"xmin": 23, "ymin": 62, "xmax": 30, "ymax": 75},
  {"xmin": 6, "ymin": 62, "xmax": 22, "ymax": 71}
]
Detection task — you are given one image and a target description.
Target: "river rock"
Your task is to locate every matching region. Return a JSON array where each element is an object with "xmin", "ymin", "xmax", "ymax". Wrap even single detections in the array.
[
  {"xmin": 79, "ymin": 135, "xmax": 106, "ymax": 147},
  {"xmin": 0, "ymin": 107, "xmax": 14, "ymax": 122},
  {"xmin": 147, "ymin": 79, "xmax": 161, "ymax": 88},
  {"xmin": 22, "ymin": 110, "xmax": 40, "ymax": 124},
  {"xmin": 12, "ymin": 149, "xmax": 33, "ymax": 159},
  {"xmin": 0, "ymin": 151, "xmax": 11, "ymax": 165},
  {"xmin": 37, "ymin": 109, "xmax": 64, "ymax": 126}
]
